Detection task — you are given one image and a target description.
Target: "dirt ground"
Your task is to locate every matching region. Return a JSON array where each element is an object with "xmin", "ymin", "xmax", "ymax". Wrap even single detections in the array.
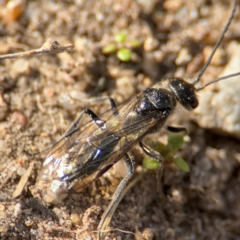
[{"xmin": 0, "ymin": 0, "xmax": 240, "ymax": 239}]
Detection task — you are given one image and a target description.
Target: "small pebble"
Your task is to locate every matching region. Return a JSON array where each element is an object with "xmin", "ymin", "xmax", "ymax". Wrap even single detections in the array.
[
  {"xmin": 10, "ymin": 59, "xmax": 30, "ymax": 77},
  {"xmin": 0, "ymin": 204, "xmax": 5, "ymax": 211}
]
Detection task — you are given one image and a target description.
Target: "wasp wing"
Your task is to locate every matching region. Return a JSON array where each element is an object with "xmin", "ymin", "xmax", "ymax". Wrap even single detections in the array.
[{"xmin": 39, "ymin": 92, "xmax": 166, "ymax": 190}]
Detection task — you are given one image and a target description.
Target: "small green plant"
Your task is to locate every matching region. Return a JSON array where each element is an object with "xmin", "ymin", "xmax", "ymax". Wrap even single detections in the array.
[
  {"xmin": 102, "ymin": 32, "xmax": 141, "ymax": 62},
  {"xmin": 143, "ymin": 133, "xmax": 189, "ymax": 172}
]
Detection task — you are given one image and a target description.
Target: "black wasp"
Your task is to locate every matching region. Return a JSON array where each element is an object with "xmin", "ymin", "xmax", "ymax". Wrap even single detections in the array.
[{"xmin": 34, "ymin": 1, "xmax": 240, "ymax": 239}]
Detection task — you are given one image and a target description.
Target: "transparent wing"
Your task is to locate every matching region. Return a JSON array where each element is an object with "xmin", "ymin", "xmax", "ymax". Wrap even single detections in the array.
[{"xmin": 39, "ymin": 92, "xmax": 162, "ymax": 189}]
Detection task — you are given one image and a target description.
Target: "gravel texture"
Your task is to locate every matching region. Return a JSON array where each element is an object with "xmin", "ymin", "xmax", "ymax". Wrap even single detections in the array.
[{"xmin": 0, "ymin": 1, "xmax": 240, "ymax": 240}]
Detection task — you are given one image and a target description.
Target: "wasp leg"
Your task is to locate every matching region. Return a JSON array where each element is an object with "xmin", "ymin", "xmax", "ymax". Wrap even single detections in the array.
[
  {"xmin": 63, "ymin": 108, "xmax": 104, "ymax": 137},
  {"xmin": 139, "ymin": 141, "xmax": 163, "ymax": 163},
  {"xmin": 86, "ymin": 96, "xmax": 119, "ymax": 116},
  {"xmin": 62, "ymin": 97, "xmax": 119, "ymax": 140},
  {"xmin": 84, "ymin": 108, "xmax": 108, "ymax": 128},
  {"xmin": 84, "ymin": 96, "xmax": 120, "ymax": 128},
  {"xmin": 63, "ymin": 108, "xmax": 105, "ymax": 139},
  {"xmin": 108, "ymin": 97, "xmax": 119, "ymax": 116},
  {"xmin": 91, "ymin": 96, "xmax": 119, "ymax": 116},
  {"xmin": 109, "ymin": 97, "xmax": 116, "ymax": 106},
  {"xmin": 139, "ymin": 142, "xmax": 164, "ymax": 196},
  {"xmin": 97, "ymin": 153, "xmax": 134, "ymax": 240},
  {"xmin": 167, "ymin": 125, "xmax": 186, "ymax": 133},
  {"xmin": 63, "ymin": 111, "xmax": 85, "ymax": 138}
]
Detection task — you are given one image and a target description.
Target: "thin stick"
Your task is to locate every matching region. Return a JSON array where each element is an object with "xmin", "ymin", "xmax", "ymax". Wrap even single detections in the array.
[{"xmin": 0, "ymin": 39, "xmax": 74, "ymax": 60}]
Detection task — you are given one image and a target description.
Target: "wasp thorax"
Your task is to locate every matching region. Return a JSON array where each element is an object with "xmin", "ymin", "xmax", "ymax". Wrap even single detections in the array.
[
  {"xmin": 137, "ymin": 87, "xmax": 175, "ymax": 118},
  {"xmin": 169, "ymin": 78, "xmax": 199, "ymax": 110}
]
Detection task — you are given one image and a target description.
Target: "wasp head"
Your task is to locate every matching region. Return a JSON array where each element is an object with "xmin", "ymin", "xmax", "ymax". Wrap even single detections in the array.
[{"xmin": 169, "ymin": 78, "xmax": 199, "ymax": 110}]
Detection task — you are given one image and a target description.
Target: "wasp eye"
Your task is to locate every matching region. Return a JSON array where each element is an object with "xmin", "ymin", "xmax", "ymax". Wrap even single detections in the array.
[{"xmin": 188, "ymin": 95, "xmax": 198, "ymax": 109}]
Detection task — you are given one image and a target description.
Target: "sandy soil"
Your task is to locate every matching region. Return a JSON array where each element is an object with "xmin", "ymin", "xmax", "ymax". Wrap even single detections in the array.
[{"xmin": 0, "ymin": 0, "xmax": 240, "ymax": 239}]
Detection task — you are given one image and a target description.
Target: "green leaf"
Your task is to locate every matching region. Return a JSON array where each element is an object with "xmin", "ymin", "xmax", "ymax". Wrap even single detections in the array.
[
  {"xmin": 143, "ymin": 157, "xmax": 161, "ymax": 170},
  {"xmin": 114, "ymin": 32, "xmax": 127, "ymax": 43},
  {"xmin": 173, "ymin": 158, "xmax": 190, "ymax": 172},
  {"xmin": 166, "ymin": 133, "xmax": 184, "ymax": 152},
  {"xmin": 164, "ymin": 151, "xmax": 175, "ymax": 160},
  {"xmin": 127, "ymin": 39, "xmax": 141, "ymax": 48},
  {"xmin": 117, "ymin": 48, "xmax": 132, "ymax": 62},
  {"xmin": 102, "ymin": 43, "xmax": 117, "ymax": 54}
]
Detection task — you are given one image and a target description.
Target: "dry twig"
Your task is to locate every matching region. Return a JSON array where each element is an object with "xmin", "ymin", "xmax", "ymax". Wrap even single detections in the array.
[{"xmin": 0, "ymin": 39, "xmax": 74, "ymax": 60}]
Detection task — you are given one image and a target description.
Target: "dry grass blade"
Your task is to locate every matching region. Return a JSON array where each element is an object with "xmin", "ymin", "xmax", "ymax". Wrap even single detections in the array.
[{"xmin": 12, "ymin": 161, "xmax": 35, "ymax": 198}]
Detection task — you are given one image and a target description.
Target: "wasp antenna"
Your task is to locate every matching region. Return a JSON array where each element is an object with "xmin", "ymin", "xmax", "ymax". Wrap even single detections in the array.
[
  {"xmin": 194, "ymin": 0, "xmax": 238, "ymax": 85},
  {"xmin": 196, "ymin": 71, "xmax": 240, "ymax": 91}
]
